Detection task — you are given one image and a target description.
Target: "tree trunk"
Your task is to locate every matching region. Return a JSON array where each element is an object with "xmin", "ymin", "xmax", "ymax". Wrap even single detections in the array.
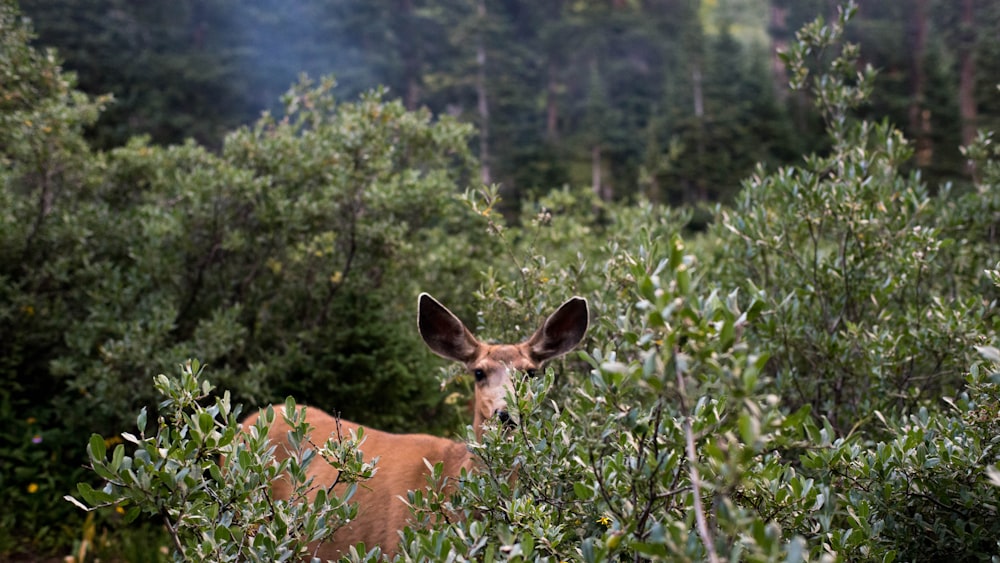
[
  {"xmin": 691, "ymin": 64, "xmax": 704, "ymax": 120},
  {"xmin": 958, "ymin": 0, "xmax": 977, "ymax": 153},
  {"xmin": 546, "ymin": 58, "xmax": 559, "ymax": 140},
  {"xmin": 400, "ymin": 0, "xmax": 420, "ymax": 111},
  {"xmin": 545, "ymin": 0, "xmax": 563, "ymax": 141},
  {"xmin": 592, "ymin": 144, "xmax": 602, "ymax": 200},
  {"xmin": 908, "ymin": 0, "xmax": 931, "ymax": 167},
  {"xmin": 476, "ymin": 0, "xmax": 491, "ymax": 185},
  {"xmin": 769, "ymin": 2, "xmax": 789, "ymax": 100},
  {"xmin": 692, "ymin": 63, "xmax": 707, "ymax": 201}
]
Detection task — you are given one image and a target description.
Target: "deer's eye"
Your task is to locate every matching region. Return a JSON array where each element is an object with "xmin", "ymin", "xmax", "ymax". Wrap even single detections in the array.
[
  {"xmin": 525, "ymin": 369, "xmax": 537, "ymax": 378},
  {"xmin": 473, "ymin": 369, "xmax": 486, "ymax": 382}
]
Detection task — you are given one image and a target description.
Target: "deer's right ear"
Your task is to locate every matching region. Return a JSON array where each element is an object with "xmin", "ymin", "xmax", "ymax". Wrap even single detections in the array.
[
  {"xmin": 525, "ymin": 296, "xmax": 589, "ymax": 362},
  {"xmin": 418, "ymin": 293, "xmax": 480, "ymax": 363}
]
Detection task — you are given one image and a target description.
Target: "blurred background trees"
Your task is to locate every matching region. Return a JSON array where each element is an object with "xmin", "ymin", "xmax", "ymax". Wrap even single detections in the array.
[{"xmin": 20, "ymin": 0, "xmax": 1000, "ymax": 206}]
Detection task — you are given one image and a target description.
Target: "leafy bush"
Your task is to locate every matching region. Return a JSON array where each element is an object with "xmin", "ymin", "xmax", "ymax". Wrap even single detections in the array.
[
  {"xmin": 398, "ymin": 234, "xmax": 831, "ymax": 562},
  {"xmin": 3, "ymin": 8, "xmax": 482, "ymax": 438},
  {"xmin": 387, "ymin": 5, "xmax": 1000, "ymax": 561},
  {"xmin": 0, "ymin": 1, "xmax": 111, "ymax": 553},
  {"xmin": 68, "ymin": 359, "xmax": 377, "ymax": 562},
  {"xmin": 714, "ymin": 3, "xmax": 995, "ymax": 432},
  {"xmin": 41, "ymin": 77, "xmax": 479, "ymax": 436},
  {"xmin": 805, "ymin": 349, "xmax": 1000, "ymax": 561},
  {"xmin": 1, "ymin": 2, "xmax": 483, "ymax": 553}
]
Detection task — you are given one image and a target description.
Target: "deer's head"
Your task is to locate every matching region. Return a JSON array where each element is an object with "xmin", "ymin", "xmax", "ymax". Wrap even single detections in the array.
[{"xmin": 418, "ymin": 293, "xmax": 589, "ymax": 439}]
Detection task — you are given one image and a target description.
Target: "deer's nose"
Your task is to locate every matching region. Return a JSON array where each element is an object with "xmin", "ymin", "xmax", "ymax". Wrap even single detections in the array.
[{"xmin": 495, "ymin": 409, "xmax": 516, "ymax": 428}]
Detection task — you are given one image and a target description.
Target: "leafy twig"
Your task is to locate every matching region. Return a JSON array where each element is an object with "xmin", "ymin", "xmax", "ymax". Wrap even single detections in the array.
[{"xmin": 674, "ymin": 346, "xmax": 720, "ymax": 563}]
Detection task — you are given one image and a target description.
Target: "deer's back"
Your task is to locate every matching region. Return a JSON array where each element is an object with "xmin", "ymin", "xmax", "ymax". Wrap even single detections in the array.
[{"xmin": 241, "ymin": 406, "xmax": 473, "ymax": 558}]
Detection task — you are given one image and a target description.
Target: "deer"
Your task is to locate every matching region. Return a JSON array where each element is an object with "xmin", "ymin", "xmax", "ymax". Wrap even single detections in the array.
[{"xmin": 240, "ymin": 292, "xmax": 589, "ymax": 560}]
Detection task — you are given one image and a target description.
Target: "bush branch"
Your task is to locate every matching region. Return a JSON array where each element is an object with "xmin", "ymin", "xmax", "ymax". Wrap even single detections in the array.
[{"xmin": 674, "ymin": 347, "xmax": 720, "ymax": 563}]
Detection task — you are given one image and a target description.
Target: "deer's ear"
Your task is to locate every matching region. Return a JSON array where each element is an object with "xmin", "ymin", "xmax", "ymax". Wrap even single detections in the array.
[
  {"xmin": 418, "ymin": 293, "xmax": 480, "ymax": 363},
  {"xmin": 525, "ymin": 297, "xmax": 589, "ymax": 363}
]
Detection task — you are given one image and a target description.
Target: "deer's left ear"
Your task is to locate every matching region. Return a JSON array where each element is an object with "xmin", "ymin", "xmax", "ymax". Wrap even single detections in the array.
[{"xmin": 525, "ymin": 297, "xmax": 589, "ymax": 363}]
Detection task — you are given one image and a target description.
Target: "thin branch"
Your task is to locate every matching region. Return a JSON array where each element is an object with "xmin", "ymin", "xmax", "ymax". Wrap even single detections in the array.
[
  {"xmin": 161, "ymin": 510, "xmax": 186, "ymax": 555},
  {"xmin": 22, "ymin": 144, "xmax": 57, "ymax": 268},
  {"xmin": 674, "ymin": 347, "xmax": 720, "ymax": 563},
  {"xmin": 588, "ymin": 443, "xmax": 628, "ymax": 523},
  {"xmin": 632, "ymin": 400, "xmax": 670, "ymax": 543}
]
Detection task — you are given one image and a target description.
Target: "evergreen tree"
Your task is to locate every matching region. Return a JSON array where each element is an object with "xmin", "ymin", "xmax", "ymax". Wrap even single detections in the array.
[{"xmin": 18, "ymin": 0, "xmax": 999, "ymax": 203}]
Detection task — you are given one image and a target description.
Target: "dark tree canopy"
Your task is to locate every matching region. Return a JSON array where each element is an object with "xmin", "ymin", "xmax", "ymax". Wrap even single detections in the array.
[{"xmin": 21, "ymin": 0, "xmax": 999, "ymax": 205}]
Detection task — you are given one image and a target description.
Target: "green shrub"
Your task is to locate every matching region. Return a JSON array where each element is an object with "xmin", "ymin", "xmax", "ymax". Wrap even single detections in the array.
[
  {"xmin": 67, "ymin": 359, "xmax": 378, "ymax": 562},
  {"xmin": 41, "ymin": 77, "xmax": 479, "ymax": 436},
  {"xmin": 714, "ymin": 3, "xmax": 995, "ymax": 432},
  {"xmin": 796, "ymin": 264, "xmax": 1000, "ymax": 561},
  {"xmin": 706, "ymin": 4, "xmax": 1000, "ymax": 560},
  {"xmin": 3, "ymin": 14, "xmax": 482, "ymax": 437},
  {"xmin": 805, "ymin": 348, "xmax": 1000, "ymax": 561},
  {"xmin": 2, "ymin": 3, "xmax": 483, "ymax": 552},
  {"xmin": 392, "ymin": 4, "xmax": 1000, "ymax": 561},
  {"xmin": 395, "ymin": 232, "xmax": 834, "ymax": 562},
  {"xmin": 0, "ymin": 1, "xmax": 111, "ymax": 554}
]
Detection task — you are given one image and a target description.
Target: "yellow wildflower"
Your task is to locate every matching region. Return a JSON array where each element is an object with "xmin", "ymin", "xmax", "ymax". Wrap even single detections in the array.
[
  {"xmin": 27, "ymin": 483, "xmax": 39, "ymax": 494},
  {"xmin": 597, "ymin": 515, "xmax": 612, "ymax": 527}
]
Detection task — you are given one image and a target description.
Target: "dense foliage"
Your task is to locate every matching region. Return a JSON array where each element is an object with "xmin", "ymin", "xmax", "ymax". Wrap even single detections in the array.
[
  {"xmin": 2, "ymin": 0, "xmax": 484, "ymax": 554},
  {"xmin": 2, "ymin": 51, "xmax": 482, "ymax": 436},
  {"xmin": 715, "ymin": 13, "xmax": 1000, "ymax": 432},
  {"xmin": 3, "ymin": 0, "xmax": 1000, "ymax": 560},
  {"xmin": 69, "ymin": 361, "xmax": 378, "ymax": 562}
]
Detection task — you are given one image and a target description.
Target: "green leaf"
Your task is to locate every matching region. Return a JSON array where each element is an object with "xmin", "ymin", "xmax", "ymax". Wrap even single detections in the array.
[
  {"xmin": 738, "ymin": 412, "xmax": 760, "ymax": 445},
  {"xmin": 111, "ymin": 443, "xmax": 125, "ymax": 471},
  {"xmin": 199, "ymin": 411, "xmax": 214, "ymax": 436},
  {"xmin": 76, "ymin": 482, "xmax": 115, "ymax": 505},
  {"xmin": 209, "ymin": 462, "xmax": 224, "ymax": 484},
  {"xmin": 92, "ymin": 461, "xmax": 117, "ymax": 482},
  {"xmin": 89, "ymin": 433, "xmax": 107, "ymax": 461},
  {"xmin": 124, "ymin": 505, "xmax": 142, "ymax": 524},
  {"xmin": 987, "ymin": 466, "xmax": 1000, "ymax": 488}
]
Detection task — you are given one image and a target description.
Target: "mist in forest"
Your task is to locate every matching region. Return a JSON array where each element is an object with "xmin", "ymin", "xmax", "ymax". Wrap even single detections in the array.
[{"xmin": 22, "ymin": 0, "xmax": 1000, "ymax": 204}]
